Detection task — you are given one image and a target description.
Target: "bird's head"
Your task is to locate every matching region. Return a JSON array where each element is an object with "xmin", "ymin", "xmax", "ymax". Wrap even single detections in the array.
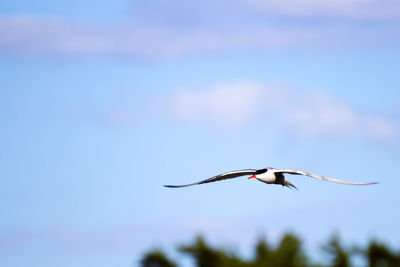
[{"xmin": 249, "ymin": 168, "xmax": 268, "ymax": 179}]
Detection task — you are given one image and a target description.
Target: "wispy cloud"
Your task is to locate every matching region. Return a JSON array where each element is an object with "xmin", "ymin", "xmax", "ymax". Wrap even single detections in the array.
[
  {"xmin": 163, "ymin": 81, "xmax": 398, "ymax": 140},
  {"xmin": 244, "ymin": 0, "xmax": 400, "ymax": 18},
  {"xmin": 0, "ymin": 15, "xmax": 315, "ymax": 59},
  {"xmin": 1, "ymin": 0, "xmax": 400, "ymax": 59},
  {"xmin": 364, "ymin": 114, "xmax": 397, "ymax": 140},
  {"xmin": 166, "ymin": 82, "xmax": 265, "ymax": 127},
  {"xmin": 282, "ymin": 92, "xmax": 357, "ymax": 134},
  {"xmin": 0, "ymin": 16, "xmax": 107, "ymax": 57}
]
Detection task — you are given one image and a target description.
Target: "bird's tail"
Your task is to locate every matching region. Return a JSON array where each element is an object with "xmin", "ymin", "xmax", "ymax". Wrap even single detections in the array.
[{"xmin": 284, "ymin": 180, "xmax": 298, "ymax": 190}]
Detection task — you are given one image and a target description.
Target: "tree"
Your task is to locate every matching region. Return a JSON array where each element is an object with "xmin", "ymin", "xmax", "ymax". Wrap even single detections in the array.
[
  {"xmin": 272, "ymin": 233, "xmax": 308, "ymax": 267},
  {"xmin": 322, "ymin": 234, "xmax": 351, "ymax": 267},
  {"xmin": 366, "ymin": 239, "xmax": 400, "ymax": 267},
  {"xmin": 253, "ymin": 236, "xmax": 272, "ymax": 266},
  {"xmin": 140, "ymin": 232, "xmax": 400, "ymax": 267},
  {"xmin": 140, "ymin": 250, "xmax": 178, "ymax": 267},
  {"xmin": 179, "ymin": 235, "xmax": 249, "ymax": 267}
]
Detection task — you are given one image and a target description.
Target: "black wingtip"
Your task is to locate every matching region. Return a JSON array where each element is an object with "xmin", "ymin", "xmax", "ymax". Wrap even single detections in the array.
[
  {"xmin": 164, "ymin": 184, "xmax": 187, "ymax": 188},
  {"xmin": 358, "ymin": 181, "xmax": 379, "ymax": 185}
]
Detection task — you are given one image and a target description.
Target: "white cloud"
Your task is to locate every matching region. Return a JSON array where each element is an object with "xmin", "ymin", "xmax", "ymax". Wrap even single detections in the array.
[
  {"xmin": 0, "ymin": 16, "xmax": 106, "ymax": 56},
  {"xmin": 364, "ymin": 115, "xmax": 397, "ymax": 140},
  {"xmin": 283, "ymin": 92, "xmax": 357, "ymax": 134},
  {"xmin": 244, "ymin": 0, "xmax": 400, "ymax": 18},
  {"xmin": 169, "ymin": 82, "xmax": 265, "ymax": 127},
  {"xmin": 0, "ymin": 15, "xmax": 317, "ymax": 58},
  {"xmin": 164, "ymin": 82, "xmax": 397, "ymax": 140},
  {"xmin": 0, "ymin": 6, "xmax": 399, "ymax": 59}
]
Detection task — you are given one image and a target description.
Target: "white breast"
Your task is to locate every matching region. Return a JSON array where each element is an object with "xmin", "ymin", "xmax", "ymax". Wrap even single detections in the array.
[{"xmin": 256, "ymin": 171, "xmax": 277, "ymax": 184}]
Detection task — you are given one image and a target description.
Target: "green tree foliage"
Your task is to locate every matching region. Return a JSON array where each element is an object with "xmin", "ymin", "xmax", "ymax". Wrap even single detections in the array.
[
  {"xmin": 253, "ymin": 236, "xmax": 272, "ymax": 266},
  {"xmin": 365, "ymin": 240, "xmax": 400, "ymax": 267},
  {"xmin": 140, "ymin": 250, "xmax": 178, "ymax": 267},
  {"xmin": 322, "ymin": 234, "xmax": 351, "ymax": 267},
  {"xmin": 179, "ymin": 236, "xmax": 249, "ymax": 267},
  {"xmin": 253, "ymin": 233, "xmax": 308, "ymax": 267},
  {"xmin": 274, "ymin": 233, "xmax": 308, "ymax": 267},
  {"xmin": 140, "ymin": 233, "xmax": 400, "ymax": 267}
]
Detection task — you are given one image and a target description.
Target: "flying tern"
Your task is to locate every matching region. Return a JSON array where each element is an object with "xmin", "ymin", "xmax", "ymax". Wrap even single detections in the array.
[{"xmin": 164, "ymin": 168, "xmax": 378, "ymax": 189}]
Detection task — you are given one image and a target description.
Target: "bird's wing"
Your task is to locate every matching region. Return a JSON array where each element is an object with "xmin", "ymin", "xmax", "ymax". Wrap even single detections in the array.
[
  {"xmin": 275, "ymin": 169, "xmax": 378, "ymax": 185},
  {"xmin": 164, "ymin": 169, "xmax": 257, "ymax": 188}
]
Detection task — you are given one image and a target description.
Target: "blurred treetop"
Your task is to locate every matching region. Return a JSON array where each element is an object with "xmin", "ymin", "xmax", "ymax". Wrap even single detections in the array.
[{"xmin": 140, "ymin": 232, "xmax": 400, "ymax": 267}]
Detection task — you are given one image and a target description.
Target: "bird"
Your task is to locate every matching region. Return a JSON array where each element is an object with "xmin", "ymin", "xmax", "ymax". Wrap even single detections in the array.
[{"xmin": 164, "ymin": 167, "xmax": 378, "ymax": 189}]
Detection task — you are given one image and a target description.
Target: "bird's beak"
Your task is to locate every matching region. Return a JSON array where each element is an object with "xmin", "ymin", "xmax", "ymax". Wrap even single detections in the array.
[{"xmin": 249, "ymin": 175, "xmax": 256, "ymax": 179}]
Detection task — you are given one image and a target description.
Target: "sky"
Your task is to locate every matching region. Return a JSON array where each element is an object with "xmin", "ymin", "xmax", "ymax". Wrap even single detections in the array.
[{"xmin": 1, "ymin": 0, "xmax": 400, "ymax": 266}]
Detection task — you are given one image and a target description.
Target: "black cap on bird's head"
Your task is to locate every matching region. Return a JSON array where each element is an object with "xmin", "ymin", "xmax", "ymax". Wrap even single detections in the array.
[
  {"xmin": 255, "ymin": 168, "xmax": 269, "ymax": 174},
  {"xmin": 249, "ymin": 168, "xmax": 269, "ymax": 179}
]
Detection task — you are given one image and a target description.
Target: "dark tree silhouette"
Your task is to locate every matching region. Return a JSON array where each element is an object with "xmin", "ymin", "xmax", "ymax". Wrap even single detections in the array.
[
  {"xmin": 272, "ymin": 233, "xmax": 308, "ymax": 267},
  {"xmin": 322, "ymin": 234, "xmax": 351, "ymax": 267},
  {"xmin": 253, "ymin": 236, "xmax": 272, "ymax": 266},
  {"xmin": 365, "ymin": 240, "xmax": 400, "ymax": 267},
  {"xmin": 140, "ymin": 232, "xmax": 400, "ymax": 267},
  {"xmin": 179, "ymin": 236, "xmax": 249, "ymax": 267},
  {"xmin": 179, "ymin": 236, "xmax": 222, "ymax": 267},
  {"xmin": 140, "ymin": 250, "xmax": 178, "ymax": 267}
]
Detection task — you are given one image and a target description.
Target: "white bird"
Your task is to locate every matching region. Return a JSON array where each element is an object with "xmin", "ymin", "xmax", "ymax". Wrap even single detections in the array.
[{"xmin": 164, "ymin": 168, "xmax": 378, "ymax": 189}]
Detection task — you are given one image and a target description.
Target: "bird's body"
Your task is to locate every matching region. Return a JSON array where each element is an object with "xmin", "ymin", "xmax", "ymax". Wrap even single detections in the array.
[
  {"xmin": 164, "ymin": 167, "xmax": 378, "ymax": 189},
  {"xmin": 254, "ymin": 168, "xmax": 281, "ymax": 184}
]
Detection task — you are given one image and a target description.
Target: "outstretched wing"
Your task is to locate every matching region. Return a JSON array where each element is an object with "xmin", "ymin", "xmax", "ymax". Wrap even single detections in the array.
[
  {"xmin": 275, "ymin": 169, "xmax": 378, "ymax": 185},
  {"xmin": 164, "ymin": 169, "xmax": 256, "ymax": 188}
]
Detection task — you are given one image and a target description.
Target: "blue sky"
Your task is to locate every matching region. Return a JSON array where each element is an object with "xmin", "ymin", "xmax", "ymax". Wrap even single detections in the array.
[{"xmin": 1, "ymin": 0, "xmax": 400, "ymax": 266}]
